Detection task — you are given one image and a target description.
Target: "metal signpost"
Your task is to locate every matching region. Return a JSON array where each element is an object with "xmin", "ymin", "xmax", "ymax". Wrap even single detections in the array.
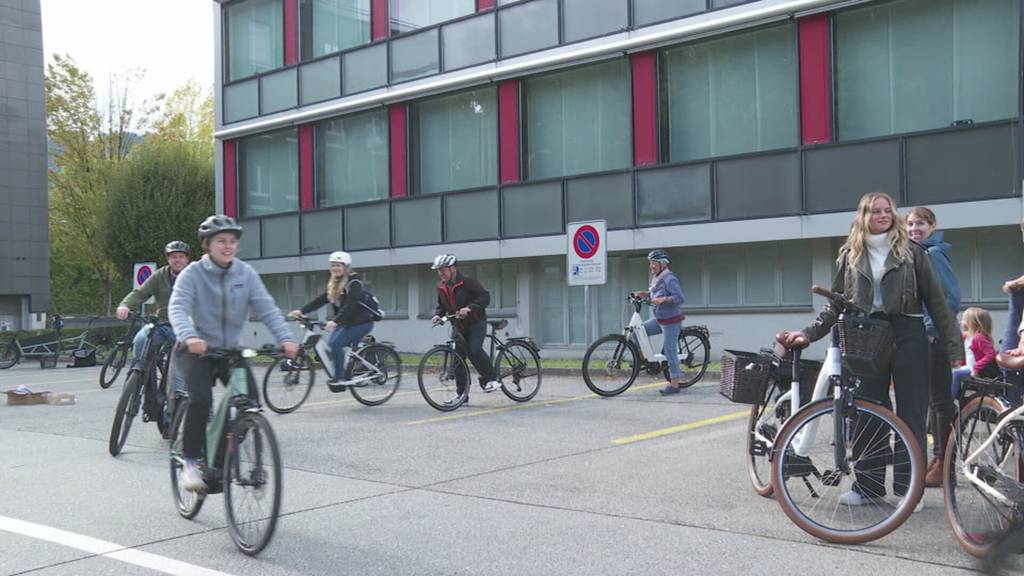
[{"xmin": 567, "ymin": 220, "xmax": 607, "ymax": 347}]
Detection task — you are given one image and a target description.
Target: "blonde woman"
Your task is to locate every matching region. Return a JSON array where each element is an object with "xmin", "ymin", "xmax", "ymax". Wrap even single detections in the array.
[
  {"xmin": 777, "ymin": 192, "xmax": 963, "ymax": 509},
  {"xmin": 290, "ymin": 251, "xmax": 375, "ymax": 390}
]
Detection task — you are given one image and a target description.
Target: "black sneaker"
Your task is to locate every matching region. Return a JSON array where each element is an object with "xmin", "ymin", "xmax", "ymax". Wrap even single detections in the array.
[{"xmin": 326, "ymin": 378, "xmax": 347, "ymax": 392}]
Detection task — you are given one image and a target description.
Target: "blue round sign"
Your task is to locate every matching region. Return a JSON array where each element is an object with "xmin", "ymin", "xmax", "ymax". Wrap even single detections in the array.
[
  {"xmin": 136, "ymin": 265, "xmax": 153, "ymax": 286},
  {"xmin": 572, "ymin": 225, "xmax": 600, "ymax": 259}
]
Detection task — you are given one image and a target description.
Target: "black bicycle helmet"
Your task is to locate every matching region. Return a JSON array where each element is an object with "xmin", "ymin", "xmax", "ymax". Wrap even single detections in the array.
[
  {"xmin": 647, "ymin": 249, "xmax": 670, "ymax": 264},
  {"xmin": 165, "ymin": 240, "xmax": 190, "ymax": 255},
  {"xmin": 197, "ymin": 214, "xmax": 243, "ymax": 240}
]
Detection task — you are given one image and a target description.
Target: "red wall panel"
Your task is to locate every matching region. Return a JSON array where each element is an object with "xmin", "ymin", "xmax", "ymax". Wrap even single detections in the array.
[
  {"xmin": 299, "ymin": 124, "xmax": 314, "ymax": 210},
  {"xmin": 223, "ymin": 140, "xmax": 237, "ymax": 217},
  {"xmin": 631, "ymin": 51, "xmax": 658, "ymax": 166},
  {"xmin": 799, "ymin": 14, "xmax": 832, "ymax": 145},
  {"xmin": 389, "ymin": 106, "xmax": 407, "ymax": 197},
  {"xmin": 498, "ymin": 80, "xmax": 520, "ymax": 184},
  {"xmin": 284, "ymin": 0, "xmax": 298, "ymax": 65}
]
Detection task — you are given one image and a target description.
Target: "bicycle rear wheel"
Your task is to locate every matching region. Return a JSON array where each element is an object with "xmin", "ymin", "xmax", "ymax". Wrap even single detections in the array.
[
  {"xmin": 168, "ymin": 398, "xmax": 205, "ymax": 519},
  {"xmin": 224, "ymin": 412, "xmax": 282, "ymax": 556},
  {"xmin": 109, "ymin": 370, "xmax": 143, "ymax": 456},
  {"xmin": 262, "ymin": 354, "xmax": 315, "ymax": 414},
  {"xmin": 582, "ymin": 335, "xmax": 639, "ymax": 397},
  {"xmin": 747, "ymin": 390, "xmax": 789, "ymax": 497},
  {"xmin": 674, "ymin": 328, "xmax": 710, "ymax": 388},
  {"xmin": 347, "ymin": 344, "xmax": 401, "ymax": 406},
  {"xmin": 418, "ymin": 346, "xmax": 469, "ymax": 411},
  {"xmin": 496, "ymin": 341, "xmax": 541, "ymax": 402},
  {"xmin": 771, "ymin": 397, "xmax": 924, "ymax": 543},
  {"xmin": 99, "ymin": 344, "xmax": 129, "ymax": 389},
  {"xmin": 0, "ymin": 337, "xmax": 17, "ymax": 369},
  {"xmin": 944, "ymin": 395, "xmax": 1022, "ymax": 558}
]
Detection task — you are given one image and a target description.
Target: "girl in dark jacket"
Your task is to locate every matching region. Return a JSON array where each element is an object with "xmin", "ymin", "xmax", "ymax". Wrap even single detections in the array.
[{"xmin": 290, "ymin": 251, "xmax": 375, "ymax": 389}]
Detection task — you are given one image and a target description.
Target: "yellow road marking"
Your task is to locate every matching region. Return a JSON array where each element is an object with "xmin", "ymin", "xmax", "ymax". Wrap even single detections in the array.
[{"xmin": 611, "ymin": 409, "xmax": 749, "ymax": 445}]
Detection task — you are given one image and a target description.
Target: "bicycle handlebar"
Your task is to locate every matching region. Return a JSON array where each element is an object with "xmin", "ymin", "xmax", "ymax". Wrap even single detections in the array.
[
  {"xmin": 202, "ymin": 347, "xmax": 263, "ymax": 360},
  {"xmin": 288, "ymin": 315, "xmax": 326, "ymax": 330},
  {"xmin": 434, "ymin": 313, "xmax": 461, "ymax": 326},
  {"xmin": 810, "ymin": 284, "xmax": 867, "ymax": 316}
]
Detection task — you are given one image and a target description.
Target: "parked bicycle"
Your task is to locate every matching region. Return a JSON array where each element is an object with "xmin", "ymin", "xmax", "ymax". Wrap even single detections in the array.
[
  {"xmin": 581, "ymin": 293, "xmax": 710, "ymax": 397},
  {"xmin": 418, "ymin": 315, "xmax": 541, "ymax": 412},
  {"xmin": 261, "ymin": 315, "xmax": 401, "ymax": 413},
  {"xmin": 99, "ymin": 315, "xmax": 141, "ymax": 388},
  {"xmin": 108, "ymin": 314, "xmax": 175, "ymax": 456},
  {"xmin": 168, "ymin": 347, "xmax": 282, "ymax": 556},
  {"xmin": 0, "ymin": 314, "xmax": 97, "ymax": 369}
]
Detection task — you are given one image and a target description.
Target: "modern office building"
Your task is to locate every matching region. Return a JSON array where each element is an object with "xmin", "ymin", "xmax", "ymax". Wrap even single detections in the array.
[
  {"xmin": 213, "ymin": 0, "xmax": 1024, "ymax": 355},
  {"xmin": 0, "ymin": 0, "xmax": 47, "ymax": 331}
]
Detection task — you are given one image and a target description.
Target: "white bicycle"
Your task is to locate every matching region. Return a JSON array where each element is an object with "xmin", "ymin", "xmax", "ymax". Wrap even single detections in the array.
[
  {"xmin": 581, "ymin": 293, "xmax": 710, "ymax": 397},
  {"xmin": 261, "ymin": 315, "xmax": 401, "ymax": 412}
]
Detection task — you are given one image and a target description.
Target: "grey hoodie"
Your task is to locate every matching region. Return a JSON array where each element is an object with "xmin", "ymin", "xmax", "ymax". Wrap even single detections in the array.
[{"xmin": 169, "ymin": 254, "xmax": 295, "ymax": 349}]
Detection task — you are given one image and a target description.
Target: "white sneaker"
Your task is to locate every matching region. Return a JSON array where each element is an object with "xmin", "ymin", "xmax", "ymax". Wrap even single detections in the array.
[
  {"xmin": 482, "ymin": 380, "xmax": 500, "ymax": 393},
  {"xmin": 180, "ymin": 459, "xmax": 206, "ymax": 493},
  {"xmin": 838, "ymin": 490, "xmax": 877, "ymax": 506}
]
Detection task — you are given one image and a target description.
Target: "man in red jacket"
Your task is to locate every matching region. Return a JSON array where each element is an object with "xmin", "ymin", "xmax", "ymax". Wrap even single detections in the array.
[{"xmin": 430, "ymin": 253, "xmax": 499, "ymax": 404}]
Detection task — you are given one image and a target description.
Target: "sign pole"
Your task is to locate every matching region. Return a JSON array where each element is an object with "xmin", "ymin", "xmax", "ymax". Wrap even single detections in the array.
[{"xmin": 584, "ymin": 285, "xmax": 590, "ymax": 348}]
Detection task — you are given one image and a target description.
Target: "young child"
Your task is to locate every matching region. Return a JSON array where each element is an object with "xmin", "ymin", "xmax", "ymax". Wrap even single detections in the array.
[{"xmin": 951, "ymin": 307, "xmax": 1000, "ymax": 398}]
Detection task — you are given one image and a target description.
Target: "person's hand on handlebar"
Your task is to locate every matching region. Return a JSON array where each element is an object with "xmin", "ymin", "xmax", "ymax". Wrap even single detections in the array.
[
  {"xmin": 116, "ymin": 306, "xmax": 131, "ymax": 321},
  {"xmin": 185, "ymin": 337, "xmax": 208, "ymax": 355},
  {"xmin": 431, "ymin": 315, "xmax": 442, "ymax": 326},
  {"xmin": 287, "ymin": 310, "xmax": 303, "ymax": 319},
  {"xmin": 457, "ymin": 307, "xmax": 471, "ymax": 319},
  {"xmin": 282, "ymin": 341, "xmax": 299, "ymax": 359},
  {"xmin": 776, "ymin": 331, "xmax": 809, "ymax": 350}
]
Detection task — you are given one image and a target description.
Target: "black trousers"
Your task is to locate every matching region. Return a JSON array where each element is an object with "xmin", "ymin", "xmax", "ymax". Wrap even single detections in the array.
[
  {"xmin": 927, "ymin": 336, "xmax": 955, "ymax": 459},
  {"xmin": 852, "ymin": 315, "xmax": 929, "ymax": 498},
  {"xmin": 454, "ymin": 319, "xmax": 496, "ymax": 396},
  {"xmin": 176, "ymin": 348, "xmax": 257, "ymax": 461}
]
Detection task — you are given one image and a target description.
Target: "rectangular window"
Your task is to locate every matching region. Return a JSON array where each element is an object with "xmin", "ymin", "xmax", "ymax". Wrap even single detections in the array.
[
  {"xmin": 946, "ymin": 227, "xmax": 1024, "ymax": 304},
  {"xmin": 661, "ymin": 24, "xmax": 798, "ymax": 162},
  {"xmin": 225, "ymin": 0, "xmax": 284, "ymax": 82},
  {"xmin": 316, "ymin": 110, "xmax": 389, "ymax": 207},
  {"xmin": 411, "ymin": 87, "xmax": 497, "ymax": 194},
  {"xmin": 239, "ymin": 129, "xmax": 299, "ymax": 217},
  {"xmin": 390, "ymin": 0, "xmax": 474, "ymax": 35},
  {"xmin": 672, "ymin": 241, "xmax": 812, "ymax": 310},
  {"xmin": 362, "ymin": 268, "xmax": 410, "ymax": 316},
  {"xmin": 835, "ymin": 0, "xmax": 1019, "ymax": 140},
  {"xmin": 300, "ymin": 0, "xmax": 371, "ymax": 59},
  {"xmin": 525, "ymin": 59, "xmax": 630, "ymax": 180}
]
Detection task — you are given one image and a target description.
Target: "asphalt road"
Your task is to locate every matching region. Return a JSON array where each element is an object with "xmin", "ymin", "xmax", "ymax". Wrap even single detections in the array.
[{"xmin": 1, "ymin": 361, "xmax": 1021, "ymax": 575}]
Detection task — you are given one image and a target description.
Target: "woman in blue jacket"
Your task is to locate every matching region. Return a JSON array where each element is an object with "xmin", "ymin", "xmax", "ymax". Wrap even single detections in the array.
[{"xmin": 634, "ymin": 249, "xmax": 686, "ymax": 395}]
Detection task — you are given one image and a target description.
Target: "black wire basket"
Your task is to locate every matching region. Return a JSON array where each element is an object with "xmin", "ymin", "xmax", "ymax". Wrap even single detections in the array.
[
  {"xmin": 838, "ymin": 316, "xmax": 894, "ymax": 376},
  {"xmin": 720, "ymin": 350, "xmax": 773, "ymax": 405}
]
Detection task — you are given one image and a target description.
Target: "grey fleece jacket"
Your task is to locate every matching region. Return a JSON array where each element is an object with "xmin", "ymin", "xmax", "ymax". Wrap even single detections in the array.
[{"xmin": 169, "ymin": 255, "xmax": 295, "ymax": 349}]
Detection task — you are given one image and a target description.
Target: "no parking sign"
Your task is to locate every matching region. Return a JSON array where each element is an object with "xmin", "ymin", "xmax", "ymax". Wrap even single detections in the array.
[
  {"xmin": 567, "ymin": 220, "xmax": 606, "ymax": 286},
  {"xmin": 133, "ymin": 262, "xmax": 156, "ymax": 304}
]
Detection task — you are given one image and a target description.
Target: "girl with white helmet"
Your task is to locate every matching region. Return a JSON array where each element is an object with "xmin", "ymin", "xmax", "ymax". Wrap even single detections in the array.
[{"xmin": 289, "ymin": 251, "xmax": 376, "ymax": 390}]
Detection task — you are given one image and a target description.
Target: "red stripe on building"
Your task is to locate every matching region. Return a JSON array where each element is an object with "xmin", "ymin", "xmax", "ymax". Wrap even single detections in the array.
[
  {"xmin": 799, "ymin": 14, "xmax": 832, "ymax": 145},
  {"xmin": 631, "ymin": 51, "xmax": 658, "ymax": 166},
  {"xmin": 498, "ymin": 80, "xmax": 520, "ymax": 183},
  {"xmin": 284, "ymin": 0, "xmax": 298, "ymax": 65},
  {"xmin": 371, "ymin": 0, "xmax": 388, "ymax": 41},
  {"xmin": 223, "ymin": 140, "xmax": 237, "ymax": 217},
  {"xmin": 299, "ymin": 124, "xmax": 314, "ymax": 210},
  {"xmin": 477, "ymin": 0, "xmax": 496, "ymax": 10},
  {"xmin": 389, "ymin": 105, "xmax": 407, "ymax": 197}
]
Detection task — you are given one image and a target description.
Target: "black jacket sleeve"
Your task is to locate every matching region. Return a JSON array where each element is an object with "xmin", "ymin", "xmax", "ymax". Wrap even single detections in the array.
[
  {"xmin": 463, "ymin": 277, "xmax": 490, "ymax": 313},
  {"xmin": 301, "ymin": 292, "xmax": 330, "ymax": 315},
  {"xmin": 801, "ymin": 252, "xmax": 847, "ymax": 343},
  {"xmin": 435, "ymin": 286, "xmax": 445, "ymax": 318}
]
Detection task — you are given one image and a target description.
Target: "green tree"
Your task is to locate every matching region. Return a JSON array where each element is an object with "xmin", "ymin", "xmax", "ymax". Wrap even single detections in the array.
[{"xmin": 150, "ymin": 80, "xmax": 214, "ymax": 154}]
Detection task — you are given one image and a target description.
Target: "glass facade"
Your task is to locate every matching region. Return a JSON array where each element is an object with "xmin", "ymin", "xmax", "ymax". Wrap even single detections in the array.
[
  {"xmin": 301, "ymin": 0, "xmax": 371, "ymax": 59},
  {"xmin": 225, "ymin": 0, "xmax": 284, "ymax": 82},
  {"xmin": 239, "ymin": 129, "xmax": 299, "ymax": 217},
  {"xmin": 316, "ymin": 110, "xmax": 389, "ymax": 207},
  {"xmin": 390, "ymin": 0, "xmax": 475, "ymax": 35},
  {"xmin": 662, "ymin": 24, "xmax": 798, "ymax": 162},
  {"xmin": 835, "ymin": 0, "xmax": 1019, "ymax": 140},
  {"xmin": 525, "ymin": 59, "xmax": 630, "ymax": 180},
  {"xmin": 412, "ymin": 87, "xmax": 497, "ymax": 194}
]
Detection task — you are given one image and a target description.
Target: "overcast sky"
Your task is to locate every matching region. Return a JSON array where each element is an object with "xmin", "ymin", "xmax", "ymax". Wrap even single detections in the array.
[{"xmin": 41, "ymin": 0, "xmax": 214, "ymax": 108}]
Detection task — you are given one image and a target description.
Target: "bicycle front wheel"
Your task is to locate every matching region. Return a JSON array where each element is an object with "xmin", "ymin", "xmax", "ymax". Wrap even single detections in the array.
[
  {"xmin": 168, "ymin": 398, "xmax": 205, "ymax": 519},
  {"xmin": 771, "ymin": 397, "xmax": 925, "ymax": 543},
  {"xmin": 262, "ymin": 354, "xmax": 315, "ymax": 414},
  {"xmin": 0, "ymin": 337, "xmax": 18, "ymax": 369},
  {"xmin": 674, "ymin": 328, "xmax": 710, "ymax": 388},
  {"xmin": 418, "ymin": 346, "xmax": 469, "ymax": 411},
  {"xmin": 224, "ymin": 412, "xmax": 282, "ymax": 556},
  {"xmin": 747, "ymin": 391, "xmax": 790, "ymax": 497},
  {"xmin": 347, "ymin": 344, "xmax": 401, "ymax": 406},
  {"xmin": 496, "ymin": 341, "xmax": 541, "ymax": 402},
  {"xmin": 109, "ymin": 370, "xmax": 143, "ymax": 456},
  {"xmin": 582, "ymin": 335, "xmax": 639, "ymax": 397},
  {"xmin": 99, "ymin": 344, "xmax": 129, "ymax": 389},
  {"xmin": 944, "ymin": 395, "xmax": 1022, "ymax": 558}
]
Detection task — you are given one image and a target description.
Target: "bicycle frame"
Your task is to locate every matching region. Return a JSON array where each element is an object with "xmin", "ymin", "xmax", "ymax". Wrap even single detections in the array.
[
  {"xmin": 623, "ymin": 297, "xmax": 665, "ymax": 364},
  {"xmin": 295, "ymin": 319, "xmax": 385, "ymax": 386},
  {"xmin": 962, "ymin": 402, "xmax": 1024, "ymax": 506},
  {"xmin": 207, "ymin": 363, "xmax": 257, "ymax": 471}
]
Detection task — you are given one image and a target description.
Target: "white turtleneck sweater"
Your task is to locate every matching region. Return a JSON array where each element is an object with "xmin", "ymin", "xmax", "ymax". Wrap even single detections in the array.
[{"xmin": 865, "ymin": 232, "xmax": 890, "ymax": 311}]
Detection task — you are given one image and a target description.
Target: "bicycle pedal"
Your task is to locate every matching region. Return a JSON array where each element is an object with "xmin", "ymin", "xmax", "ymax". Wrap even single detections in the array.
[{"xmin": 820, "ymin": 469, "xmax": 843, "ymax": 487}]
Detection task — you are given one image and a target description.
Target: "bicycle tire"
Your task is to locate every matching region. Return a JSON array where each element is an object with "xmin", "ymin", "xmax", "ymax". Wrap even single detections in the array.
[
  {"xmin": 109, "ymin": 370, "xmax": 143, "ymax": 456},
  {"xmin": 224, "ymin": 412, "xmax": 282, "ymax": 556},
  {"xmin": 347, "ymin": 344, "xmax": 401, "ymax": 406},
  {"xmin": 0, "ymin": 337, "xmax": 19, "ymax": 369},
  {"xmin": 99, "ymin": 344, "xmax": 129, "ymax": 389},
  {"xmin": 747, "ymin": 391, "xmax": 790, "ymax": 497},
  {"xmin": 771, "ymin": 397, "xmax": 925, "ymax": 544},
  {"xmin": 673, "ymin": 328, "xmax": 711, "ymax": 388},
  {"xmin": 418, "ymin": 346, "xmax": 469, "ymax": 412},
  {"xmin": 168, "ymin": 398, "xmax": 205, "ymax": 519},
  {"xmin": 496, "ymin": 340, "xmax": 542, "ymax": 402},
  {"xmin": 582, "ymin": 334, "xmax": 640, "ymax": 397},
  {"xmin": 943, "ymin": 395, "xmax": 1021, "ymax": 558},
  {"xmin": 262, "ymin": 354, "xmax": 315, "ymax": 414}
]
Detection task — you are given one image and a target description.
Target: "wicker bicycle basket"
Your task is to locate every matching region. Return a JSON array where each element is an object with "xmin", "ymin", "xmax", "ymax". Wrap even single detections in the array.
[
  {"xmin": 837, "ymin": 316, "xmax": 894, "ymax": 377},
  {"xmin": 720, "ymin": 350, "xmax": 773, "ymax": 405},
  {"xmin": 776, "ymin": 357, "xmax": 825, "ymax": 404}
]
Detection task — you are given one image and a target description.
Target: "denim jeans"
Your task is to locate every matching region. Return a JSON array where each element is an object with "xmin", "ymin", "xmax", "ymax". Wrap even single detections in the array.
[
  {"xmin": 643, "ymin": 317, "xmax": 682, "ymax": 380},
  {"xmin": 1000, "ymin": 288, "xmax": 1024, "ymax": 403},
  {"xmin": 328, "ymin": 322, "xmax": 374, "ymax": 379},
  {"xmin": 132, "ymin": 323, "xmax": 184, "ymax": 393}
]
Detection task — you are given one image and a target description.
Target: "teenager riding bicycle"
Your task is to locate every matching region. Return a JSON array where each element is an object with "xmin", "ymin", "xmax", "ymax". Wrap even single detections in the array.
[
  {"xmin": 169, "ymin": 215, "xmax": 298, "ymax": 492},
  {"xmin": 631, "ymin": 249, "xmax": 686, "ymax": 395},
  {"xmin": 288, "ymin": 251, "xmax": 376, "ymax": 391},
  {"xmin": 429, "ymin": 254, "xmax": 499, "ymax": 404}
]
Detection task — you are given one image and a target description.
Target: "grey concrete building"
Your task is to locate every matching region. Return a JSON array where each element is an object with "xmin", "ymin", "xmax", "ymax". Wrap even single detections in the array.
[{"xmin": 0, "ymin": 0, "xmax": 47, "ymax": 331}]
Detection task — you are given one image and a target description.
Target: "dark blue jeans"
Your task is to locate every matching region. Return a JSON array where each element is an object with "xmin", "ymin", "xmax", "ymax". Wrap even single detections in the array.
[
  {"xmin": 328, "ymin": 321, "xmax": 374, "ymax": 379},
  {"xmin": 1000, "ymin": 288, "xmax": 1024, "ymax": 403}
]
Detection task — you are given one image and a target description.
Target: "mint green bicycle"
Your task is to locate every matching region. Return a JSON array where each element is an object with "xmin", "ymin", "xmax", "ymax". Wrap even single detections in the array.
[{"xmin": 168, "ymin": 347, "xmax": 282, "ymax": 556}]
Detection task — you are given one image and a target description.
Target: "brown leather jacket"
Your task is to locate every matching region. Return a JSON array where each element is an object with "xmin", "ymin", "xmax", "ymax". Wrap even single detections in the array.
[{"xmin": 802, "ymin": 241, "xmax": 964, "ymax": 363}]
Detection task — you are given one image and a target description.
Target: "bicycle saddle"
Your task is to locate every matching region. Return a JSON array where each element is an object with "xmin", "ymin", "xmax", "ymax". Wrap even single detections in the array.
[
  {"xmin": 488, "ymin": 319, "xmax": 508, "ymax": 331},
  {"xmin": 996, "ymin": 352, "xmax": 1024, "ymax": 372}
]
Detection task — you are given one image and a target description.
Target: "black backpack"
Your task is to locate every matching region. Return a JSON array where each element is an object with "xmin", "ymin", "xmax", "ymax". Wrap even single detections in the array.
[{"xmin": 352, "ymin": 280, "xmax": 384, "ymax": 321}]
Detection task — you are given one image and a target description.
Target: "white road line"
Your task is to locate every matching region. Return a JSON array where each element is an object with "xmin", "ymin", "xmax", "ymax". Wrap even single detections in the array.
[{"xmin": 0, "ymin": 515, "xmax": 236, "ymax": 576}]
